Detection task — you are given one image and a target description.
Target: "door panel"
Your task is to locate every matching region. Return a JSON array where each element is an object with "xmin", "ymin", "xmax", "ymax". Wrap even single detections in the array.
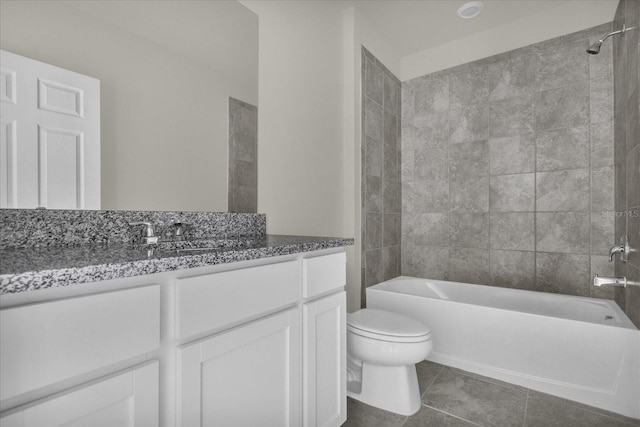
[
  {"xmin": 303, "ymin": 292, "xmax": 346, "ymax": 427},
  {"xmin": 0, "ymin": 120, "xmax": 17, "ymax": 207},
  {"xmin": 0, "ymin": 49, "xmax": 99, "ymax": 209},
  {"xmin": 178, "ymin": 308, "xmax": 301, "ymax": 427}
]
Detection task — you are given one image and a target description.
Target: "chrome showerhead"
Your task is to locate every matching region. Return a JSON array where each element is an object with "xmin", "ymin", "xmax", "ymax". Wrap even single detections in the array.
[
  {"xmin": 587, "ymin": 40, "xmax": 603, "ymax": 55},
  {"xmin": 586, "ymin": 24, "xmax": 636, "ymax": 55}
]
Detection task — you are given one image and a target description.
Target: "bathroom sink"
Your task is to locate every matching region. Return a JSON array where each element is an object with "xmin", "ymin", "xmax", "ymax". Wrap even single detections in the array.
[
  {"xmin": 157, "ymin": 240, "xmax": 222, "ymax": 251},
  {"xmin": 171, "ymin": 246, "xmax": 223, "ymax": 254},
  {"xmin": 152, "ymin": 238, "xmax": 264, "ymax": 255}
]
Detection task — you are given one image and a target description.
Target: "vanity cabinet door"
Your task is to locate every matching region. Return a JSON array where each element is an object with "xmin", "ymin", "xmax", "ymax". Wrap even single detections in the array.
[
  {"xmin": 0, "ymin": 362, "xmax": 158, "ymax": 427},
  {"xmin": 0, "ymin": 285, "xmax": 160, "ymax": 401},
  {"xmin": 177, "ymin": 308, "xmax": 302, "ymax": 427},
  {"xmin": 303, "ymin": 291, "xmax": 346, "ymax": 427}
]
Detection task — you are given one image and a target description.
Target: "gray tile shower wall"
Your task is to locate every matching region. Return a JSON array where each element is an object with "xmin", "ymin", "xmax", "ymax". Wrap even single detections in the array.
[
  {"xmin": 401, "ymin": 23, "xmax": 617, "ymax": 300},
  {"xmin": 613, "ymin": 0, "xmax": 640, "ymax": 328},
  {"xmin": 228, "ymin": 97, "xmax": 258, "ymax": 213},
  {"xmin": 0, "ymin": 209, "xmax": 266, "ymax": 249},
  {"xmin": 361, "ymin": 47, "xmax": 402, "ymax": 307}
]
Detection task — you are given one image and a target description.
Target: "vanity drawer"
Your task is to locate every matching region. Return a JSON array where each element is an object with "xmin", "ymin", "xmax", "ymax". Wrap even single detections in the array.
[
  {"xmin": 302, "ymin": 252, "xmax": 346, "ymax": 299},
  {"xmin": 0, "ymin": 361, "xmax": 159, "ymax": 427},
  {"xmin": 0, "ymin": 285, "xmax": 160, "ymax": 401},
  {"xmin": 176, "ymin": 260, "xmax": 299, "ymax": 339}
]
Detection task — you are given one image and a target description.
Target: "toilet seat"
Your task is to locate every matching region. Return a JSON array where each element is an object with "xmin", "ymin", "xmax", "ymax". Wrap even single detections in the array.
[{"xmin": 347, "ymin": 309, "xmax": 431, "ymax": 343}]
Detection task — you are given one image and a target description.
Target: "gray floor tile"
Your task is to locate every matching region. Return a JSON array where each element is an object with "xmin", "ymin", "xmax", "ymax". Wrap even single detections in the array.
[
  {"xmin": 416, "ymin": 360, "xmax": 443, "ymax": 396},
  {"xmin": 447, "ymin": 366, "xmax": 526, "ymax": 393},
  {"xmin": 343, "ymin": 362, "xmax": 640, "ymax": 427},
  {"xmin": 404, "ymin": 405, "xmax": 479, "ymax": 427},
  {"xmin": 342, "ymin": 397, "xmax": 406, "ymax": 427},
  {"xmin": 422, "ymin": 367, "xmax": 527, "ymax": 427},
  {"xmin": 524, "ymin": 391, "xmax": 640, "ymax": 427}
]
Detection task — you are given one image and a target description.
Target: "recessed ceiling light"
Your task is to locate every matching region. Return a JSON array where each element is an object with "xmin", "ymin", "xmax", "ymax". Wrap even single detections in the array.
[{"xmin": 457, "ymin": 1, "xmax": 483, "ymax": 19}]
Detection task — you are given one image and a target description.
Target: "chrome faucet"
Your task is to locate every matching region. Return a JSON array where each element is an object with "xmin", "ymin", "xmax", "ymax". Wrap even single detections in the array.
[
  {"xmin": 162, "ymin": 221, "xmax": 193, "ymax": 241},
  {"xmin": 609, "ymin": 244, "xmax": 624, "ymax": 261},
  {"xmin": 593, "ymin": 274, "xmax": 640, "ymax": 288},
  {"xmin": 129, "ymin": 221, "xmax": 160, "ymax": 245},
  {"xmin": 608, "ymin": 235, "xmax": 630, "ymax": 262},
  {"xmin": 593, "ymin": 274, "xmax": 627, "ymax": 287}
]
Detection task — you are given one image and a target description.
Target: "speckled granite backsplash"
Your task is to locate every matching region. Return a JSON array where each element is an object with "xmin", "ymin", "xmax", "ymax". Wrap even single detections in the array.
[{"xmin": 0, "ymin": 209, "xmax": 266, "ymax": 249}]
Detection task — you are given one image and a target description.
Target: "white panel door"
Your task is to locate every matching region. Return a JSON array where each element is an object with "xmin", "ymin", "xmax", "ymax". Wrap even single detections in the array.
[
  {"xmin": 0, "ymin": 49, "xmax": 100, "ymax": 209},
  {"xmin": 0, "ymin": 362, "xmax": 158, "ymax": 427},
  {"xmin": 303, "ymin": 292, "xmax": 346, "ymax": 427},
  {"xmin": 177, "ymin": 308, "xmax": 302, "ymax": 427},
  {"xmin": 0, "ymin": 118, "xmax": 17, "ymax": 208}
]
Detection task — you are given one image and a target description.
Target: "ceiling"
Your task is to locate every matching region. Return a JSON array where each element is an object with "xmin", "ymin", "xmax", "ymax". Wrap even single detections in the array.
[
  {"xmin": 58, "ymin": 0, "xmax": 619, "ymax": 82},
  {"xmin": 350, "ymin": 0, "xmax": 619, "ymax": 58}
]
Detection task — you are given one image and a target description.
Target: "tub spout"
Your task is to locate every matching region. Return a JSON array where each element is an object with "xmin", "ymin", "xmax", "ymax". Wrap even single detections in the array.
[{"xmin": 593, "ymin": 274, "xmax": 627, "ymax": 287}]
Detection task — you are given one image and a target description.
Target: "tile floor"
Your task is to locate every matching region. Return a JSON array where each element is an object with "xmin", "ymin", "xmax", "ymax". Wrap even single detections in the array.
[{"xmin": 342, "ymin": 361, "xmax": 640, "ymax": 427}]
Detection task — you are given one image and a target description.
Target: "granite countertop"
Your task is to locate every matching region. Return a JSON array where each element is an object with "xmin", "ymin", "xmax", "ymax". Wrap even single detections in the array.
[{"xmin": 0, "ymin": 235, "xmax": 354, "ymax": 295}]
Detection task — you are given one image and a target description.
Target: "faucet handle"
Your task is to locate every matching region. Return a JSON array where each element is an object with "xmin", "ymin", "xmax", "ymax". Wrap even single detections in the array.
[
  {"xmin": 129, "ymin": 221, "xmax": 159, "ymax": 244},
  {"xmin": 162, "ymin": 221, "xmax": 193, "ymax": 241},
  {"xmin": 129, "ymin": 221, "xmax": 154, "ymax": 236},
  {"xmin": 608, "ymin": 235, "xmax": 630, "ymax": 263},
  {"xmin": 608, "ymin": 244, "xmax": 624, "ymax": 262},
  {"xmin": 173, "ymin": 222, "xmax": 192, "ymax": 237}
]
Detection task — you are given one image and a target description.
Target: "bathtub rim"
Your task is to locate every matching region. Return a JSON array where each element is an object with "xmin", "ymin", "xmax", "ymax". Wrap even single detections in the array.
[{"xmin": 368, "ymin": 276, "xmax": 637, "ymax": 330}]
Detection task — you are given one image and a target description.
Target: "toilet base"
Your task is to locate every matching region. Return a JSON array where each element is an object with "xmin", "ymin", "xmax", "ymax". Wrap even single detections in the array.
[{"xmin": 346, "ymin": 362, "xmax": 422, "ymax": 416}]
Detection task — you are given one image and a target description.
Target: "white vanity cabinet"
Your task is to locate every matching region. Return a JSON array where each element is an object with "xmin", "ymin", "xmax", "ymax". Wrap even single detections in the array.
[
  {"xmin": 174, "ymin": 260, "xmax": 303, "ymax": 426},
  {"xmin": 1, "ymin": 362, "xmax": 159, "ymax": 427},
  {"xmin": 0, "ymin": 285, "xmax": 161, "ymax": 426},
  {"xmin": 303, "ymin": 292, "xmax": 346, "ymax": 427},
  {"xmin": 302, "ymin": 253, "xmax": 347, "ymax": 427},
  {"xmin": 0, "ymin": 249, "xmax": 348, "ymax": 427},
  {"xmin": 178, "ymin": 308, "xmax": 301, "ymax": 426}
]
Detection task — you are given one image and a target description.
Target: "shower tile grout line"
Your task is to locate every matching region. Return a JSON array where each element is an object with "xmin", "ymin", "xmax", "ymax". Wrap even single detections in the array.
[
  {"xmin": 533, "ymin": 77, "xmax": 538, "ymax": 293},
  {"xmin": 446, "ymin": 72, "xmax": 452, "ymax": 281},
  {"xmin": 486, "ymin": 70, "xmax": 493, "ymax": 286},
  {"xmin": 588, "ymin": 53, "xmax": 593, "ymax": 299}
]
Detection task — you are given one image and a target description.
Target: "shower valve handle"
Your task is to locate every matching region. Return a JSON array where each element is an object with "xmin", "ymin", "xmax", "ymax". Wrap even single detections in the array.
[{"xmin": 608, "ymin": 235, "xmax": 629, "ymax": 263}]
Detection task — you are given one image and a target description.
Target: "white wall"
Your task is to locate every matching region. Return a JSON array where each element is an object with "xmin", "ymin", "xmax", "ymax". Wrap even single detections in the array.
[
  {"xmin": 241, "ymin": 0, "xmax": 346, "ymax": 236},
  {"xmin": 242, "ymin": 1, "xmax": 403, "ymax": 311},
  {"xmin": 0, "ymin": 1, "xmax": 256, "ymax": 211},
  {"xmin": 242, "ymin": 0, "xmax": 364, "ymax": 310},
  {"xmin": 341, "ymin": 7, "xmax": 361, "ymax": 312}
]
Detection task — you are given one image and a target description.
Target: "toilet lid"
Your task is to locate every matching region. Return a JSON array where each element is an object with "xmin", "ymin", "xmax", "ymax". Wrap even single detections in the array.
[{"xmin": 347, "ymin": 309, "xmax": 431, "ymax": 343}]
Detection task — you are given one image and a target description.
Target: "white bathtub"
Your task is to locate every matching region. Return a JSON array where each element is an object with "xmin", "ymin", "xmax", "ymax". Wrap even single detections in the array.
[{"xmin": 366, "ymin": 276, "xmax": 640, "ymax": 419}]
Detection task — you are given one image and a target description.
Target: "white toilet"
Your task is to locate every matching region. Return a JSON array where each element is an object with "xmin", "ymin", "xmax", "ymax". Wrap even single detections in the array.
[{"xmin": 346, "ymin": 308, "xmax": 432, "ymax": 416}]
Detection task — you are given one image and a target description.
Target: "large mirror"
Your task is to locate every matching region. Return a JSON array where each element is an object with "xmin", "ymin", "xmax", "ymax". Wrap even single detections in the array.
[{"xmin": 0, "ymin": 0, "xmax": 258, "ymax": 212}]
